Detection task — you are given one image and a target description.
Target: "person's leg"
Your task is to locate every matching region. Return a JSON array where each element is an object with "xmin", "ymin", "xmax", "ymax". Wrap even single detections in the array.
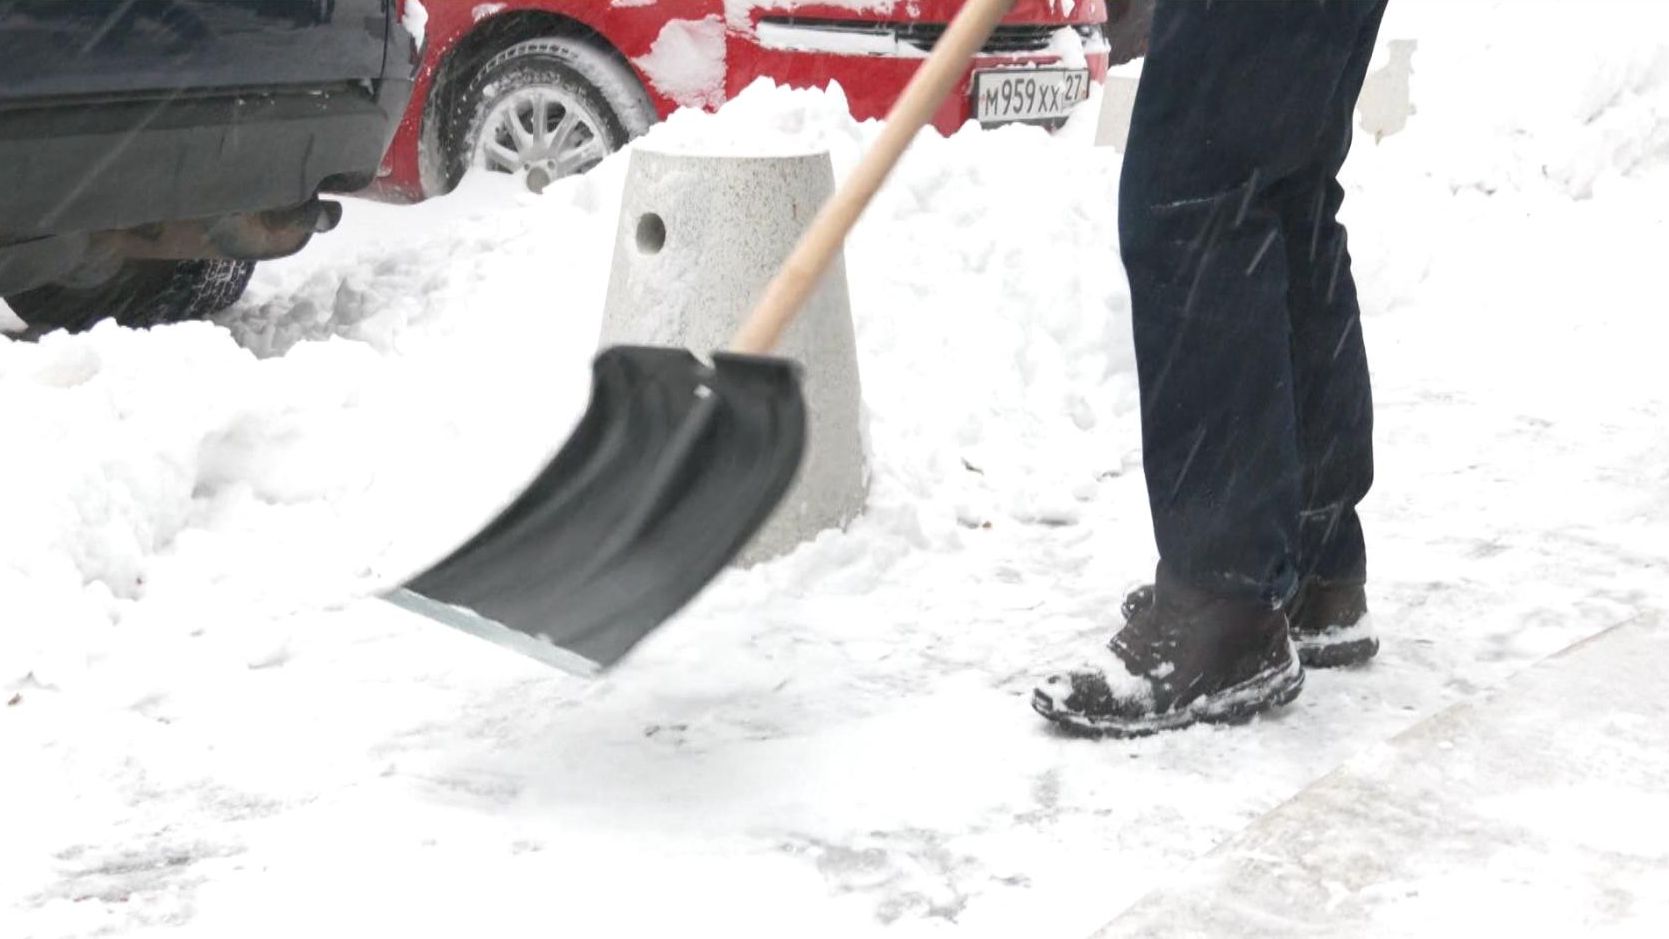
[
  {"xmin": 1278, "ymin": 0, "xmax": 1388, "ymax": 588},
  {"xmin": 1120, "ymin": 0, "xmax": 1390, "ymax": 607},
  {"xmin": 1036, "ymin": 0, "xmax": 1392, "ymax": 734},
  {"xmin": 1267, "ymin": 0, "xmax": 1388, "ymax": 668}
]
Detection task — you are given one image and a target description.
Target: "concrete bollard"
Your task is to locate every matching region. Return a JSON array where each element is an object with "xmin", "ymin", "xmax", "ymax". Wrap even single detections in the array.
[
  {"xmin": 1095, "ymin": 74, "xmax": 1141, "ymax": 151},
  {"xmin": 1358, "ymin": 39, "xmax": 1418, "ymax": 143},
  {"xmin": 599, "ymin": 149, "xmax": 868, "ymax": 565}
]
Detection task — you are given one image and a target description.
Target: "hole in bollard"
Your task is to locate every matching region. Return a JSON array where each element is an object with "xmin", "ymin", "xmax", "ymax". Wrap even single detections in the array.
[{"xmin": 636, "ymin": 213, "xmax": 667, "ymax": 255}]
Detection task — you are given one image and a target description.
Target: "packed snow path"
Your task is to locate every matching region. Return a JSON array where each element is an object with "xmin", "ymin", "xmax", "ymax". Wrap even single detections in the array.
[
  {"xmin": 5, "ymin": 4, "xmax": 1669, "ymax": 935},
  {"xmin": 1100, "ymin": 611, "xmax": 1669, "ymax": 936}
]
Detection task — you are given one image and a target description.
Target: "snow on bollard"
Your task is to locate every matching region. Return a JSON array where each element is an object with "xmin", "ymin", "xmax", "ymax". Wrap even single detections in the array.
[{"xmin": 599, "ymin": 148, "xmax": 867, "ymax": 565}]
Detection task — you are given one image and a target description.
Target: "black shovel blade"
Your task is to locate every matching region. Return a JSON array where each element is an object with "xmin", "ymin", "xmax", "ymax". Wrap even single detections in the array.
[{"xmin": 387, "ymin": 346, "xmax": 806, "ymax": 674}]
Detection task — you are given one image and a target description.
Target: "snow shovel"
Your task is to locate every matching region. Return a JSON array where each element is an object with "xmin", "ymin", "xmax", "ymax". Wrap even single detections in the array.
[{"xmin": 388, "ymin": 0, "xmax": 1020, "ymax": 674}]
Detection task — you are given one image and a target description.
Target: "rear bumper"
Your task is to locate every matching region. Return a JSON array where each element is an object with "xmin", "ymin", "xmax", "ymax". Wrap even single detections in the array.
[
  {"xmin": 0, "ymin": 79, "xmax": 413, "ymax": 241},
  {"xmin": 726, "ymin": 39, "xmax": 1111, "ymax": 135}
]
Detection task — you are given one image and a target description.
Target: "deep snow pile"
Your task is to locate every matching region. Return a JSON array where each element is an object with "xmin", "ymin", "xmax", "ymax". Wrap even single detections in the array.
[
  {"xmin": 5, "ymin": 2, "xmax": 1669, "ymax": 936},
  {"xmin": 0, "ymin": 78, "xmax": 1128, "ymax": 700}
]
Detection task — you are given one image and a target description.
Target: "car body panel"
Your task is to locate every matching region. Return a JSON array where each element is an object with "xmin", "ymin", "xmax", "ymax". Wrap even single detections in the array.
[
  {"xmin": 0, "ymin": 0, "xmax": 415, "ymax": 253},
  {"xmin": 369, "ymin": 0, "xmax": 1110, "ymax": 201},
  {"xmin": 0, "ymin": 0, "xmax": 393, "ymax": 100}
]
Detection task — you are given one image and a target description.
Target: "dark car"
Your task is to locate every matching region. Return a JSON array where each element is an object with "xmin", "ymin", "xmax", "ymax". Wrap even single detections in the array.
[{"xmin": 0, "ymin": 0, "xmax": 418, "ymax": 334}]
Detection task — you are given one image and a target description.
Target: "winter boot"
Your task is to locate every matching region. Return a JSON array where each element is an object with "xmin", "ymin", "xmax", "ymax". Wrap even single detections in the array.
[
  {"xmin": 1286, "ymin": 578, "xmax": 1378, "ymax": 668},
  {"xmin": 1120, "ymin": 576, "xmax": 1378, "ymax": 668},
  {"xmin": 1033, "ymin": 569, "xmax": 1304, "ymax": 738}
]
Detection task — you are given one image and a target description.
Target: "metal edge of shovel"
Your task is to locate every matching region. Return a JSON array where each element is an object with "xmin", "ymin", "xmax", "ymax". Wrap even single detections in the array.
[{"xmin": 387, "ymin": 0, "xmax": 1022, "ymax": 673}]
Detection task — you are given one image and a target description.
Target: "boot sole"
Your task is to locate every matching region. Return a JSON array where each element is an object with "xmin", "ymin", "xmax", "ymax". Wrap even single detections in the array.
[
  {"xmin": 1032, "ymin": 650, "xmax": 1305, "ymax": 740},
  {"xmin": 1296, "ymin": 635, "xmax": 1379, "ymax": 669},
  {"xmin": 1293, "ymin": 615, "xmax": 1380, "ymax": 669}
]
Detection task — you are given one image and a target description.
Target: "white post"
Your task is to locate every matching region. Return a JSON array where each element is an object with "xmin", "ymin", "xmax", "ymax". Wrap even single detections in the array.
[
  {"xmin": 1096, "ymin": 74, "xmax": 1141, "ymax": 151},
  {"xmin": 1357, "ymin": 39, "xmax": 1418, "ymax": 143}
]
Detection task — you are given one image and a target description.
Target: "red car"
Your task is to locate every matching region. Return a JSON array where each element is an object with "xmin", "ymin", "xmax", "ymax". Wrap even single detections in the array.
[{"xmin": 371, "ymin": 0, "xmax": 1117, "ymax": 201}]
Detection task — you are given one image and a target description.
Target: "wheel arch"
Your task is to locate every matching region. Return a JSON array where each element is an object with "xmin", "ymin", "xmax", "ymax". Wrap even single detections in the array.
[{"xmin": 418, "ymin": 9, "xmax": 655, "ymax": 195}]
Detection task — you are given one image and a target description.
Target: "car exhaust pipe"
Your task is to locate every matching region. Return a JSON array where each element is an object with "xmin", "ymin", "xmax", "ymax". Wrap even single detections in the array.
[{"xmin": 93, "ymin": 199, "xmax": 343, "ymax": 263}]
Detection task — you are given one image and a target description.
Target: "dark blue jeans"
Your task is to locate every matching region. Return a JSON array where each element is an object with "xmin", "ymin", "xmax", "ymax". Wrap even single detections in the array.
[{"xmin": 1120, "ymin": 0, "xmax": 1387, "ymax": 605}]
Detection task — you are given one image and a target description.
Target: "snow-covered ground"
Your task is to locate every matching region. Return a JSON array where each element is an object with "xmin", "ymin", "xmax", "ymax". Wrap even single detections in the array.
[
  {"xmin": 1101, "ymin": 611, "xmax": 1669, "ymax": 936},
  {"xmin": 4, "ymin": 2, "xmax": 1669, "ymax": 936}
]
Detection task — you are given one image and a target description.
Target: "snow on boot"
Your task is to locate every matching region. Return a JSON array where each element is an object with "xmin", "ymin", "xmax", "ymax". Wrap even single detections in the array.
[
  {"xmin": 1120, "ymin": 577, "xmax": 1379, "ymax": 668},
  {"xmin": 1286, "ymin": 578, "xmax": 1378, "ymax": 668},
  {"xmin": 1034, "ymin": 570, "xmax": 1304, "ymax": 738}
]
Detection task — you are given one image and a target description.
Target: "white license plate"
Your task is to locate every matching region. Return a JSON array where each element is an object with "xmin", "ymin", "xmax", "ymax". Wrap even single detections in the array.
[{"xmin": 973, "ymin": 68, "xmax": 1092, "ymax": 125}]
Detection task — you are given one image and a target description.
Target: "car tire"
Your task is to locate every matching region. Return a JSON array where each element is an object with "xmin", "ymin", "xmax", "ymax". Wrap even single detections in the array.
[
  {"xmin": 444, "ymin": 36, "xmax": 655, "ymax": 191},
  {"xmin": 4, "ymin": 259, "xmax": 255, "ymax": 334}
]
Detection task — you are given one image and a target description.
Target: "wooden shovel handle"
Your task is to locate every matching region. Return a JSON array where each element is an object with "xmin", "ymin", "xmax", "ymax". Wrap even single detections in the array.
[{"xmin": 727, "ymin": 0, "xmax": 1019, "ymax": 355}]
